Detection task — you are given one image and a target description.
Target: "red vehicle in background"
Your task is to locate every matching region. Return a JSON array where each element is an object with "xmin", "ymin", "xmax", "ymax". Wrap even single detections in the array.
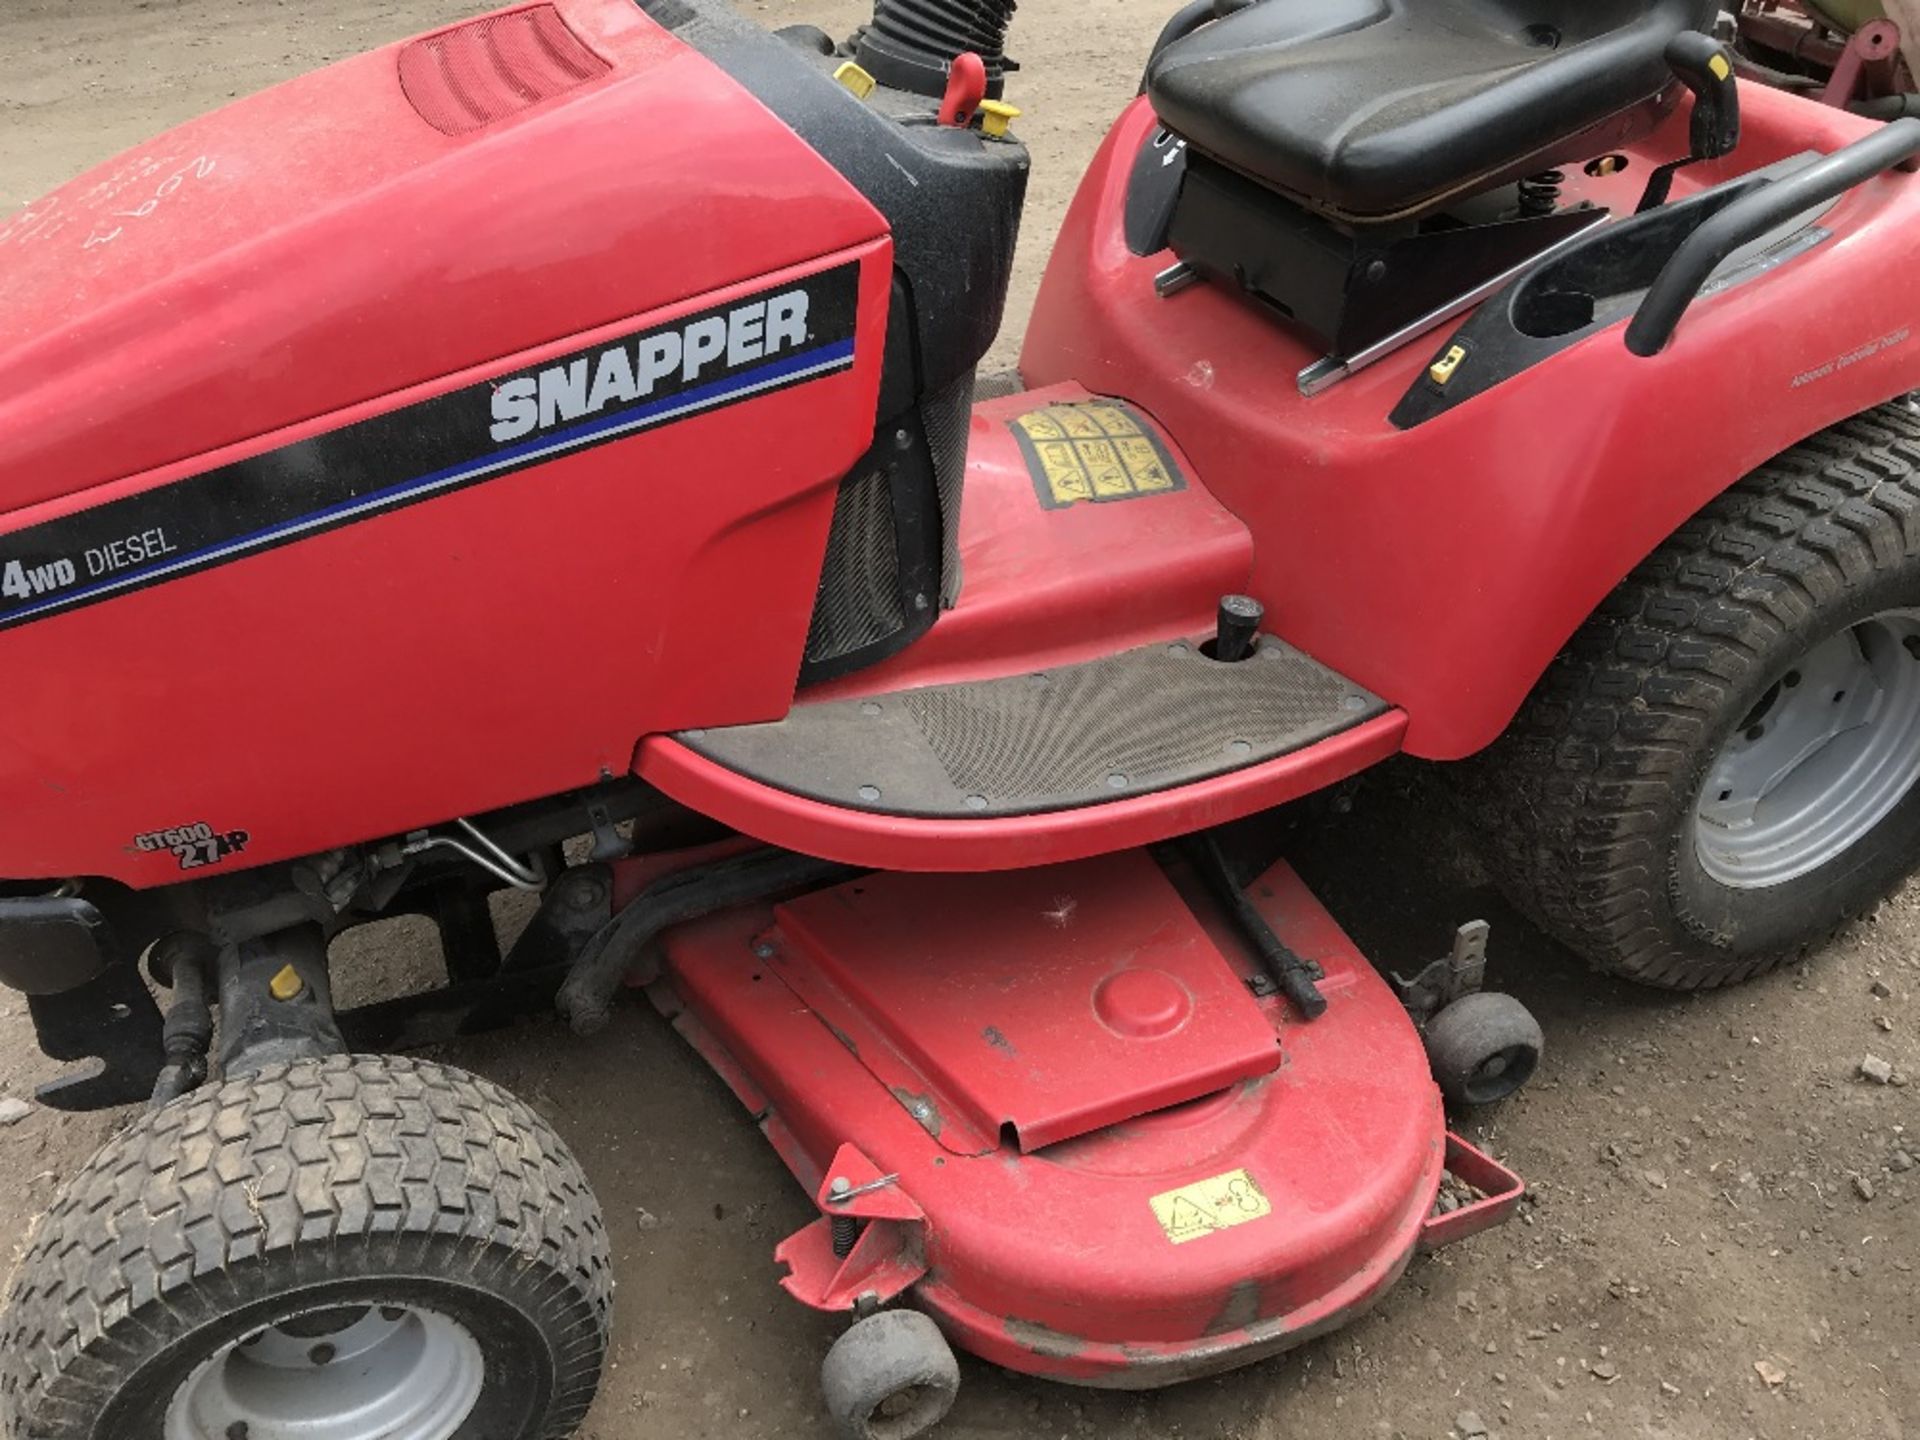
[{"xmin": 1737, "ymin": 0, "xmax": 1920, "ymax": 112}]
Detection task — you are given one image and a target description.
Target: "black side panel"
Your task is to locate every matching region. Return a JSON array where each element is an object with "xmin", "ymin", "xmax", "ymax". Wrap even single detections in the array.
[
  {"xmin": 921, "ymin": 371, "xmax": 973, "ymax": 605},
  {"xmin": 1125, "ymin": 125, "xmax": 1190, "ymax": 257}
]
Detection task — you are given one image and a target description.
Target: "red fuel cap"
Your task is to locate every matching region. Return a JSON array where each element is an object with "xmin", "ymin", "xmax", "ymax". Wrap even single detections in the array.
[{"xmin": 938, "ymin": 51, "xmax": 988, "ymax": 128}]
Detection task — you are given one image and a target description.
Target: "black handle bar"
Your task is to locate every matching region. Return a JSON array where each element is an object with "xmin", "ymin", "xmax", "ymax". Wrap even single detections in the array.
[{"xmin": 1626, "ymin": 117, "xmax": 1920, "ymax": 357}]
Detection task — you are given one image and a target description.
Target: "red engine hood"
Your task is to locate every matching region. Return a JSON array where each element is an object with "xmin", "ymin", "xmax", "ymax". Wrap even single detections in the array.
[{"xmin": 0, "ymin": 0, "xmax": 884, "ymax": 516}]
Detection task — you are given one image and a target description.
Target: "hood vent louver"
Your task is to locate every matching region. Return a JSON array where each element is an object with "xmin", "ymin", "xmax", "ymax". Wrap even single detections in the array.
[{"xmin": 399, "ymin": 6, "xmax": 610, "ymax": 137}]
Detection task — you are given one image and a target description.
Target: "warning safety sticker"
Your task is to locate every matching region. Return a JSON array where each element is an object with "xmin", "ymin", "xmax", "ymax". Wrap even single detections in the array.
[
  {"xmin": 1008, "ymin": 401, "xmax": 1186, "ymax": 510},
  {"xmin": 1148, "ymin": 1168, "xmax": 1273, "ymax": 1245}
]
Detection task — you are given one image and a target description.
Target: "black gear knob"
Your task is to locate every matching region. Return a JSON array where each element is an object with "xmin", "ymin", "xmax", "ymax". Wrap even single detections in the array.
[{"xmin": 1215, "ymin": 594, "xmax": 1263, "ymax": 663}]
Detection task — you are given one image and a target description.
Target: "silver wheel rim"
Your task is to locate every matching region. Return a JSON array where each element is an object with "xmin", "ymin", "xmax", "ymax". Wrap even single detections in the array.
[
  {"xmin": 1694, "ymin": 608, "xmax": 1920, "ymax": 889},
  {"xmin": 163, "ymin": 1303, "xmax": 484, "ymax": 1440}
]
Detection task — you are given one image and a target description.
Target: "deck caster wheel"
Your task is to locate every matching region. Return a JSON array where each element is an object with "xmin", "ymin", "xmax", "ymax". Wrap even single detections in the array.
[
  {"xmin": 820, "ymin": 1309, "xmax": 960, "ymax": 1440},
  {"xmin": 1424, "ymin": 992, "xmax": 1543, "ymax": 1106},
  {"xmin": 0, "ymin": 1054, "xmax": 611, "ymax": 1440}
]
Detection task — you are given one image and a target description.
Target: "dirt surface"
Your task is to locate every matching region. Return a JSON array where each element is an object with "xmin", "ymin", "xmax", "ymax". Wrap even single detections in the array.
[{"xmin": 2, "ymin": 3, "xmax": 1917, "ymax": 1438}]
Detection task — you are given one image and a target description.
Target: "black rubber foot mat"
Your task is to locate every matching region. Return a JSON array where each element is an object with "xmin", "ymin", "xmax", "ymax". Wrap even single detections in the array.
[{"xmin": 678, "ymin": 637, "xmax": 1387, "ymax": 818}]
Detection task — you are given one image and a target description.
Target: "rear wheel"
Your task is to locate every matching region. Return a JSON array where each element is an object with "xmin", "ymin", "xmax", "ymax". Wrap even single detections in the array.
[
  {"xmin": 1459, "ymin": 401, "xmax": 1920, "ymax": 988},
  {"xmin": 0, "ymin": 1054, "xmax": 611, "ymax": 1440}
]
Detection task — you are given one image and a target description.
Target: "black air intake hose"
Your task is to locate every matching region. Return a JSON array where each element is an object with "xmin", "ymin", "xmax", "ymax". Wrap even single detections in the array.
[{"xmin": 854, "ymin": 0, "xmax": 1019, "ymax": 99}]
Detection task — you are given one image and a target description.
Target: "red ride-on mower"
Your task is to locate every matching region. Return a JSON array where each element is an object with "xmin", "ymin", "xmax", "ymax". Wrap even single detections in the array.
[{"xmin": 6, "ymin": 0, "xmax": 1920, "ymax": 1436}]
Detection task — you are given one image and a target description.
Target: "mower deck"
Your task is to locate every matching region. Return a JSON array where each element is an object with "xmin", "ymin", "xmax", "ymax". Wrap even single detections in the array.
[{"xmin": 644, "ymin": 850, "xmax": 1523, "ymax": 1388}]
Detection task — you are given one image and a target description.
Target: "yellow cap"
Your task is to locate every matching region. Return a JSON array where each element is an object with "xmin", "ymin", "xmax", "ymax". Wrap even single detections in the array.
[
  {"xmin": 978, "ymin": 99, "xmax": 1021, "ymax": 139},
  {"xmin": 268, "ymin": 964, "xmax": 305, "ymax": 1002},
  {"xmin": 1429, "ymin": 345, "xmax": 1468, "ymax": 386},
  {"xmin": 833, "ymin": 61, "xmax": 877, "ymax": 101}
]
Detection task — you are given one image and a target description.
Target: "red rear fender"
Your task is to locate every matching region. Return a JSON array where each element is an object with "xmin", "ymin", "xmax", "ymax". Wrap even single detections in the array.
[{"xmin": 1023, "ymin": 83, "xmax": 1920, "ymax": 759}]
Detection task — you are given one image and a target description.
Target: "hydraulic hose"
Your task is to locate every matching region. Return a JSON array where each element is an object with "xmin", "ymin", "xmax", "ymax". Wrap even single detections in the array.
[{"xmin": 555, "ymin": 847, "xmax": 854, "ymax": 1034}]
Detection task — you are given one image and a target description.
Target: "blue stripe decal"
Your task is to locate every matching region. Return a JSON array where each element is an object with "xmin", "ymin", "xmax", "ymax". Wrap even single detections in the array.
[{"xmin": 2, "ymin": 337, "xmax": 856, "ymax": 625}]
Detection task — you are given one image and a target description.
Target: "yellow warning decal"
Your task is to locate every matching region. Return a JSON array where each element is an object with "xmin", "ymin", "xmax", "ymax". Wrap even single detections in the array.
[
  {"xmin": 1149, "ymin": 1168, "xmax": 1273, "ymax": 1245},
  {"xmin": 1008, "ymin": 401, "xmax": 1185, "ymax": 509}
]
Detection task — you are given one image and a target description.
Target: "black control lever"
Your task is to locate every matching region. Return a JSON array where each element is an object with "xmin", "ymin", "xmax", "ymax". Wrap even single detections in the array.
[
  {"xmin": 1187, "ymin": 832, "xmax": 1328, "ymax": 1020},
  {"xmin": 1214, "ymin": 594, "xmax": 1264, "ymax": 662},
  {"xmin": 1637, "ymin": 32, "xmax": 1743, "ymax": 213}
]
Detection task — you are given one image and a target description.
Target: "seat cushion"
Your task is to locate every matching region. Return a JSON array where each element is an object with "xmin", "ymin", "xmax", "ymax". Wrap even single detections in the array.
[{"xmin": 1147, "ymin": 0, "xmax": 1717, "ymax": 218}]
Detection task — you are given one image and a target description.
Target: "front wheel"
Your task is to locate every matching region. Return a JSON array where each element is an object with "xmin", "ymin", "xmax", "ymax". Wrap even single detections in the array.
[
  {"xmin": 1459, "ymin": 401, "xmax": 1920, "ymax": 988},
  {"xmin": 0, "ymin": 1054, "xmax": 612, "ymax": 1440}
]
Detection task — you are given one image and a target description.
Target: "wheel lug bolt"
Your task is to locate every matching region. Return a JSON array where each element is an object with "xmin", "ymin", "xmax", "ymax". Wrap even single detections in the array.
[
  {"xmin": 226, "ymin": 1424, "xmax": 250, "ymax": 1440},
  {"xmin": 308, "ymin": 1342, "xmax": 336, "ymax": 1366}
]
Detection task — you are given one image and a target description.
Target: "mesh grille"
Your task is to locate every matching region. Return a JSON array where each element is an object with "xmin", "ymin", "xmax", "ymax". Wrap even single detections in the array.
[
  {"xmin": 803, "ymin": 376, "xmax": 974, "ymax": 674},
  {"xmin": 398, "ymin": 7, "xmax": 609, "ymax": 137},
  {"xmin": 804, "ymin": 466, "xmax": 909, "ymax": 666},
  {"xmin": 684, "ymin": 637, "xmax": 1385, "ymax": 817},
  {"xmin": 900, "ymin": 642, "xmax": 1361, "ymax": 806},
  {"xmin": 921, "ymin": 373, "xmax": 974, "ymax": 608}
]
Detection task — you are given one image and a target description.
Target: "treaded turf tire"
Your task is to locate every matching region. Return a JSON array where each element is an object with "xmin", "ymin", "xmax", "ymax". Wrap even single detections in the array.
[
  {"xmin": 1457, "ymin": 400, "xmax": 1920, "ymax": 989},
  {"xmin": 0, "ymin": 1053, "xmax": 612, "ymax": 1439}
]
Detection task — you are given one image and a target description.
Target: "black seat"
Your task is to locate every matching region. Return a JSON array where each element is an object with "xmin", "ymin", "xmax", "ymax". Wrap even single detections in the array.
[{"xmin": 1147, "ymin": 0, "xmax": 1719, "ymax": 220}]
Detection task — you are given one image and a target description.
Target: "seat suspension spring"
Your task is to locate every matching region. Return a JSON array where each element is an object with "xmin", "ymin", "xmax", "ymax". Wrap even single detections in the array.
[{"xmin": 1517, "ymin": 170, "xmax": 1565, "ymax": 217}]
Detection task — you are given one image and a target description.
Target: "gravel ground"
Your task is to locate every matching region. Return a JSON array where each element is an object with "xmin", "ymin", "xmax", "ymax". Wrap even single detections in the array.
[{"xmin": 2, "ymin": 3, "xmax": 1916, "ymax": 1438}]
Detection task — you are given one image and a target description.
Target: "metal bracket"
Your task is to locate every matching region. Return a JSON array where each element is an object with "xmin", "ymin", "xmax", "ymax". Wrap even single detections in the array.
[
  {"xmin": 1154, "ymin": 259, "xmax": 1201, "ymax": 297},
  {"xmin": 1419, "ymin": 1132, "xmax": 1526, "ymax": 1251},
  {"xmin": 1391, "ymin": 920, "xmax": 1489, "ymax": 1025},
  {"xmin": 585, "ymin": 801, "xmax": 630, "ymax": 862},
  {"xmin": 27, "ymin": 956, "xmax": 166, "ymax": 1112},
  {"xmin": 776, "ymin": 1144, "xmax": 928, "ymax": 1314},
  {"xmin": 1821, "ymin": 18, "xmax": 1902, "ymax": 109}
]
